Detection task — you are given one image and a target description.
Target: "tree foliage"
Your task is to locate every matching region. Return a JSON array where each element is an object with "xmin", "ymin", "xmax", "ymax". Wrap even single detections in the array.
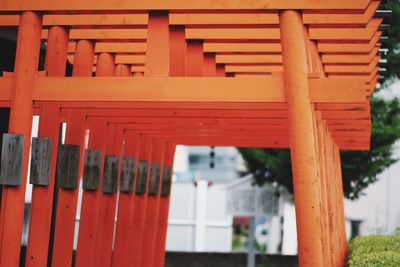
[{"xmin": 239, "ymin": 0, "xmax": 400, "ymax": 200}]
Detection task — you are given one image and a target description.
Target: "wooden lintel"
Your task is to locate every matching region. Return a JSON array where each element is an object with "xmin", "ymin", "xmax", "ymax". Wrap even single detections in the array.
[
  {"xmin": 0, "ymin": 76, "xmax": 366, "ymax": 103},
  {"xmin": 0, "ymin": 0, "xmax": 370, "ymax": 12}
]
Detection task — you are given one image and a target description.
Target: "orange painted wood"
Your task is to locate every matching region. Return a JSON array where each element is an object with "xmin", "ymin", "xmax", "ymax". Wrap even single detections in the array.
[
  {"xmin": 280, "ymin": 10, "xmax": 324, "ymax": 266},
  {"xmin": 303, "ymin": 0, "xmax": 380, "ymax": 24},
  {"xmin": 0, "ymin": 0, "xmax": 371, "ymax": 11},
  {"xmin": 42, "ymin": 28, "xmax": 147, "ymax": 40},
  {"xmin": 128, "ymin": 135, "xmax": 153, "ymax": 266},
  {"xmin": 153, "ymin": 144, "xmax": 176, "ymax": 267},
  {"xmin": 93, "ymin": 123, "xmax": 122, "ymax": 267},
  {"xmin": 318, "ymin": 32, "xmax": 381, "ymax": 53},
  {"xmin": 15, "ymin": 76, "xmax": 367, "ymax": 103},
  {"xmin": 25, "ymin": 25, "xmax": 68, "ymax": 267},
  {"xmin": 51, "ymin": 39, "xmax": 94, "ymax": 267},
  {"xmin": 141, "ymin": 139, "xmax": 166, "ymax": 267},
  {"xmin": 204, "ymin": 42, "xmax": 281, "ymax": 53},
  {"xmin": 170, "ymin": 13, "xmax": 279, "ymax": 25},
  {"xmin": 309, "ymin": 18, "xmax": 382, "ymax": 41},
  {"xmin": 186, "ymin": 28, "xmax": 280, "ymax": 40},
  {"xmin": 0, "ymin": 12, "xmax": 42, "ymax": 266},
  {"xmin": 75, "ymin": 118, "xmax": 108, "ymax": 267},
  {"xmin": 68, "ymin": 42, "xmax": 146, "ymax": 54},
  {"xmin": 51, "ymin": 109, "xmax": 87, "ymax": 267},
  {"xmin": 111, "ymin": 132, "xmax": 141, "ymax": 267}
]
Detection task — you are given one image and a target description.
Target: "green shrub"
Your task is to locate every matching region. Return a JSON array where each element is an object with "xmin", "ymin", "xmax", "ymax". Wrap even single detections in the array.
[{"xmin": 348, "ymin": 236, "xmax": 400, "ymax": 267}]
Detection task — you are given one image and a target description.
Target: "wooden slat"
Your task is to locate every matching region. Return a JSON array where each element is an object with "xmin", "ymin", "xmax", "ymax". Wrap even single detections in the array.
[
  {"xmin": 0, "ymin": 134, "xmax": 23, "ymax": 186},
  {"xmin": 120, "ymin": 156, "xmax": 136, "ymax": 193},
  {"xmin": 82, "ymin": 149, "xmax": 102, "ymax": 191},
  {"xmin": 30, "ymin": 137, "xmax": 52, "ymax": 186},
  {"xmin": 56, "ymin": 144, "xmax": 80, "ymax": 190},
  {"xmin": 102, "ymin": 155, "xmax": 119, "ymax": 194},
  {"xmin": 42, "ymin": 29, "xmax": 147, "ymax": 40},
  {"xmin": 136, "ymin": 160, "xmax": 148, "ymax": 194}
]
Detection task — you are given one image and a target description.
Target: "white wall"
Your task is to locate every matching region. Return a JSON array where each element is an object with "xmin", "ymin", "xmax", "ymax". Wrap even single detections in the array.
[{"xmin": 166, "ymin": 181, "xmax": 233, "ymax": 252}]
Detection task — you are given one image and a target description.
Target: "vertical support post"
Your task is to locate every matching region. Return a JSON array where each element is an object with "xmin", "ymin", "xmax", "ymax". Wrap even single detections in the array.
[
  {"xmin": 141, "ymin": 139, "xmax": 166, "ymax": 267},
  {"xmin": 26, "ymin": 25, "xmax": 69, "ymax": 267},
  {"xmin": 51, "ymin": 39, "xmax": 94, "ymax": 267},
  {"xmin": 93, "ymin": 123, "xmax": 122, "ymax": 267},
  {"xmin": 153, "ymin": 24, "xmax": 185, "ymax": 267},
  {"xmin": 115, "ymin": 64, "xmax": 131, "ymax": 77},
  {"xmin": 139, "ymin": 10, "xmax": 170, "ymax": 267},
  {"xmin": 315, "ymin": 111, "xmax": 332, "ymax": 267},
  {"xmin": 75, "ymin": 117, "xmax": 108, "ymax": 267},
  {"xmin": 0, "ymin": 11, "xmax": 42, "ymax": 266},
  {"xmin": 128, "ymin": 135, "xmax": 153, "ymax": 266},
  {"xmin": 153, "ymin": 143, "xmax": 176, "ymax": 267},
  {"xmin": 333, "ymin": 144, "xmax": 347, "ymax": 265},
  {"xmin": 247, "ymin": 216, "xmax": 256, "ymax": 267},
  {"xmin": 186, "ymin": 40, "xmax": 204, "ymax": 77},
  {"xmin": 279, "ymin": 10, "xmax": 324, "ymax": 267},
  {"xmin": 112, "ymin": 131, "xmax": 141, "ymax": 267},
  {"xmin": 77, "ymin": 52, "xmax": 116, "ymax": 267}
]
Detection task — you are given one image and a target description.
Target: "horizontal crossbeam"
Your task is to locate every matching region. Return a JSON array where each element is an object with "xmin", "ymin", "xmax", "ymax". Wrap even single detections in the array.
[
  {"xmin": 0, "ymin": 77, "xmax": 366, "ymax": 103},
  {"xmin": 0, "ymin": 0, "xmax": 371, "ymax": 12}
]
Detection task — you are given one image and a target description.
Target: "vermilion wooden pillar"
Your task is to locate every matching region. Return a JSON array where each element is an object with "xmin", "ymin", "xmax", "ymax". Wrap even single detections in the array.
[
  {"xmin": 51, "ymin": 39, "xmax": 94, "ymax": 267},
  {"xmin": 0, "ymin": 11, "xmax": 42, "ymax": 266},
  {"xmin": 153, "ymin": 24, "xmax": 185, "ymax": 267},
  {"xmin": 153, "ymin": 143, "xmax": 176, "ymax": 267},
  {"xmin": 75, "ymin": 117, "xmax": 108, "ymax": 267},
  {"xmin": 128, "ymin": 134, "xmax": 153, "ymax": 266},
  {"xmin": 112, "ymin": 131, "xmax": 141, "ymax": 267},
  {"xmin": 94, "ymin": 122, "xmax": 122, "ymax": 267},
  {"xmin": 76, "ymin": 54, "xmax": 115, "ymax": 267},
  {"xmin": 139, "ymin": 11, "xmax": 169, "ymax": 267},
  {"xmin": 279, "ymin": 10, "xmax": 324, "ymax": 267},
  {"xmin": 26, "ymin": 25, "xmax": 69, "ymax": 267},
  {"xmin": 141, "ymin": 139, "xmax": 166, "ymax": 267}
]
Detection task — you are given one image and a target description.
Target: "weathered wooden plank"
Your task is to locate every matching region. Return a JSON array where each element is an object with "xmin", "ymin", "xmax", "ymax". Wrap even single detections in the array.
[
  {"xmin": 0, "ymin": 133, "xmax": 23, "ymax": 186},
  {"xmin": 82, "ymin": 149, "xmax": 102, "ymax": 191},
  {"xmin": 148, "ymin": 162, "xmax": 161, "ymax": 195},
  {"xmin": 120, "ymin": 156, "xmax": 136, "ymax": 193},
  {"xmin": 102, "ymin": 154, "xmax": 119, "ymax": 194},
  {"xmin": 136, "ymin": 160, "xmax": 148, "ymax": 195},
  {"xmin": 161, "ymin": 166, "xmax": 172, "ymax": 196},
  {"xmin": 29, "ymin": 137, "xmax": 52, "ymax": 186},
  {"xmin": 57, "ymin": 144, "xmax": 80, "ymax": 190}
]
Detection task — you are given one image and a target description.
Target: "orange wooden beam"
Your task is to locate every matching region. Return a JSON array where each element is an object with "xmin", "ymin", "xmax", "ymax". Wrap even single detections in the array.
[
  {"xmin": 0, "ymin": 0, "xmax": 371, "ymax": 11},
  {"xmin": 0, "ymin": 76, "xmax": 368, "ymax": 103}
]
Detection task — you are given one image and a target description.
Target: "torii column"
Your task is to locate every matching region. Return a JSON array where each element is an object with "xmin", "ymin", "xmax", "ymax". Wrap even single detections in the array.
[
  {"xmin": 26, "ymin": 25, "xmax": 69, "ymax": 267},
  {"xmin": 0, "ymin": 11, "xmax": 42, "ymax": 266},
  {"xmin": 279, "ymin": 10, "xmax": 324, "ymax": 267}
]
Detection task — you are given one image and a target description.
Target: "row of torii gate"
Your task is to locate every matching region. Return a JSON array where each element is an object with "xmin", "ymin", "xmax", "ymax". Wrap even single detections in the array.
[{"xmin": 0, "ymin": 1, "xmax": 384, "ymax": 267}]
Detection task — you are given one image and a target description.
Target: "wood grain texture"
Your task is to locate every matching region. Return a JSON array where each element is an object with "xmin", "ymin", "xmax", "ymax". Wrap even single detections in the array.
[
  {"xmin": 82, "ymin": 149, "xmax": 102, "ymax": 190},
  {"xmin": 0, "ymin": 133, "xmax": 23, "ymax": 186},
  {"xmin": 29, "ymin": 137, "xmax": 52, "ymax": 186},
  {"xmin": 120, "ymin": 156, "xmax": 136, "ymax": 193},
  {"xmin": 102, "ymin": 154, "xmax": 119, "ymax": 194},
  {"xmin": 57, "ymin": 144, "xmax": 80, "ymax": 190}
]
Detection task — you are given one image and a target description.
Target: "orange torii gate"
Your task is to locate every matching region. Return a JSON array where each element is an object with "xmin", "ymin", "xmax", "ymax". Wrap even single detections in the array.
[{"xmin": 0, "ymin": 0, "xmax": 384, "ymax": 266}]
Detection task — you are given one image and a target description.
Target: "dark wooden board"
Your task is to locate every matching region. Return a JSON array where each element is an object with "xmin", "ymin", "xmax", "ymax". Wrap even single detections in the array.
[
  {"xmin": 161, "ymin": 165, "xmax": 173, "ymax": 196},
  {"xmin": 148, "ymin": 162, "xmax": 161, "ymax": 195},
  {"xmin": 135, "ymin": 160, "xmax": 148, "ymax": 195},
  {"xmin": 82, "ymin": 149, "xmax": 102, "ymax": 191},
  {"xmin": 0, "ymin": 133, "xmax": 23, "ymax": 186},
  {"xmin": 102, "ymin": 154, "xmax": 119, "ymax": 194},
  {"xmin": 30, "ymin": 137, "xmax": 52, "ymax": 186},
  {"xmin": 120, "ymin": 156, "xmax": 136, "ymax": 193},
  {"xmin": 57, "ymin": 144, "xmax": 80, "ymax": 190}
]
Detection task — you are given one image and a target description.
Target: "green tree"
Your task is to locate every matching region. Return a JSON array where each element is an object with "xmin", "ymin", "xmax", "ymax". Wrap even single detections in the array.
[{"xmin": 239, "ymin": 0, "xmax": 400, "ymax": 200}]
